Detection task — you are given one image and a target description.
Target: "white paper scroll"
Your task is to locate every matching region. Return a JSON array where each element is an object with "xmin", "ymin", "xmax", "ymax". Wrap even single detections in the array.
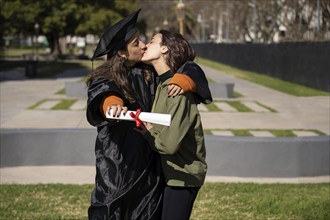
[{"xmin": 106, "ymin": 109, "xmax": 171, "ymax": 126}]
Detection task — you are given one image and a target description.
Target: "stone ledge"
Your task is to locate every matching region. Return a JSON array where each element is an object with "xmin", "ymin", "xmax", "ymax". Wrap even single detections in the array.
[
  {"xmin": 206, "ymin": 135, "xmax": 330, "ymax": 177},
  {"xmin": 209, "ymin": 83, "xmax": 235, "ymax": 98},
  {"xmin": 1, "ymin": 129, "xmax": 329, "ymax": 178}
]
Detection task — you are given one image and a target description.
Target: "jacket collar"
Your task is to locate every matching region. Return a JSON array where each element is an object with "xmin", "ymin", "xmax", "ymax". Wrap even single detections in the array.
[{"xmin": 159, "ymin": 70, "xmax": 173, "ymax": 83}]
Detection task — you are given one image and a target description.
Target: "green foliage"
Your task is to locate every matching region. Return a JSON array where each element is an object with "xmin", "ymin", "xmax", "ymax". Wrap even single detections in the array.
[
  {"xmin": 2, "ymin": 0, "xmax": 139, "ymax": 54},
  {"xmin": 76, "ymin": 8, "xmax": 122, "ymax": 36},
  {"xmin": 2, "ymin": 0, "xmax": 42, "ymax": 36}
]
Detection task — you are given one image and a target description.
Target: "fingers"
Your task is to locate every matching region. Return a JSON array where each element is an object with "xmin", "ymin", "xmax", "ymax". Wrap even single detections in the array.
[
  {"xmin": 144, "ymin": 122, "xmax": 153, "ymax": 130},
  {"xmin": 168, "ymin": 84, "xmax": 183, "ymax": 97},
  {"xmin": 106, "ymin": 106, "xmax": 111, "ymax": 116},
  {"xmin": 122, "ymin": 106, "xmax": 128, "ymax": 114},
  {"xmin": 108, "ymin": 105, "xmax": 126, "ymax": 117}
]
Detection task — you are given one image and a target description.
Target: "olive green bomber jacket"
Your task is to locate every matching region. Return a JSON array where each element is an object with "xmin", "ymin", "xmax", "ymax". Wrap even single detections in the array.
[{"xmin": 145, "ymin": 73, "xmax": 207, "ymax": 187}]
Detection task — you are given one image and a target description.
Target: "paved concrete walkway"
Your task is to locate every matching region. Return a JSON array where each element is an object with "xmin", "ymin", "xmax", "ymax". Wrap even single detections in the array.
[
  {"xmin": 1, "ymin": 65, "xmax": 329, "ymax": 184},
  {"xmin": 1, "ymin": 66, "xmax": 328, "ymax": 134}
]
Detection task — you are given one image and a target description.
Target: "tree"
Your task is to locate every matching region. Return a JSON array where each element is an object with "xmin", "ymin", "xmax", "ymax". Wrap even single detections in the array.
[{"xmin": 2, "ymin": 0, "xmax": 139, "ymax": 56}]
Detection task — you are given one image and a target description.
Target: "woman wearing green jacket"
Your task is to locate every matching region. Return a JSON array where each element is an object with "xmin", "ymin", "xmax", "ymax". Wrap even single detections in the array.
[{"xmin": 140, "ymin": 30, "xmax": 211, "ymax": 220}]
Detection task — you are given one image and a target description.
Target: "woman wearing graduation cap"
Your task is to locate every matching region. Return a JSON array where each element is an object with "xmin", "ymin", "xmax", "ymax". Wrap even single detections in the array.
[
  {"xmin": 86, "ymin": 9, "xmax": 212, "ymax": 220},
  {"xmin": 87, "ymin": 9, "xmax": 163, "ymax": 220}
]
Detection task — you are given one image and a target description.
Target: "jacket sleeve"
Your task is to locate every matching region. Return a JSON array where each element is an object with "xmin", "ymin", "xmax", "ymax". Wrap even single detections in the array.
[
  {"xmin": 169, "ymin": 74, "xmax": 196, "ymax": 93},
  {"xmin": 86, "ymin": 77, "xmax": 124, "ymax": 127},
  {"xmin": 177, "ymin": 61, "xmax": 213, "ymax": 104},
  {"xmin": 146, "ymin": 94, "xmax": 192, "ymax": 155}
]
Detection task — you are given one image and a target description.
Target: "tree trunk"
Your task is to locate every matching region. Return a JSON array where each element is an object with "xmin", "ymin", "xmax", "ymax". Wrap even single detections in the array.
[{"xmin": 46, "ymin": 34, "xmax": 62, "ymax": 57}]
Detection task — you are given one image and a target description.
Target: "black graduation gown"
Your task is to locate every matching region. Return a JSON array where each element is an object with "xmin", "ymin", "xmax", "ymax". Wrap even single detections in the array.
[
  {"xmin": 177, "ymin": 61, "xmax": 213, "ymax": 104},
  {"xmin": 86, "ymin": 71, "xmax": 163, "ymax": 220}
]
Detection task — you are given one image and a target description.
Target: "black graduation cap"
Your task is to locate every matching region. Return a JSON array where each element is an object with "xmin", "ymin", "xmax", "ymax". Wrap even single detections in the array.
[{"xmin": 91, "ymin": 9, "xmax": 141, "ymax": 60}]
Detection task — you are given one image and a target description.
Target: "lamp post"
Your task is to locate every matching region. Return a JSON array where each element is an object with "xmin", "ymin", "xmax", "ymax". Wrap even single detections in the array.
[
  {"xmin": 197, "ymin": 14, "xmax": 202, "ymax": 42},
  {"xmin": 222, "ymin": 12, "xmax": 229, "ymax": 42},
  {"xmin": 34, "ymin": 22, "xmax": 40, "ymax": 61},
  {"xmin": 317, "ymin": 0, "xmax": 320, "ymax": 32},
  {"xmin": 175, "ymin": 0, "xmax": 185, "ymax": 36},
  {"xmin": 26, "ymin": 22, "xmax": 39, "ymax": 77},
  {"xmin": 248, "ymin": 0, "xmax": 256, "ymax": 42}
]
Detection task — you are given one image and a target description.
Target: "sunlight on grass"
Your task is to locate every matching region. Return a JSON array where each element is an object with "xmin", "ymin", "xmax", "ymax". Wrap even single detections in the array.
[
  {"xmin": 196, "ymin": 57, "xmax": 330, "ymax": 97},
  {"xmin": 55, "ymin": 88, "xmax": 66, "ymax": 95},
  {"xmin": 29, "ymin": 99, "xmax": 77, "ymax": 110},
  {"xmin": 1, "ymin": 183, "xmax": 328, "ymax": 220},
  {"xmin": 255, "ymin": 101, "xmax": 277, "ymax": 112},
  {"xmin": 51, "ymin": 99, "xmax": 77, "ymax": 110},
  {"xmin": 270, "ymin": 129, "xmax": 296, "ymax": 137},
  {"xmin": 205, "ymin": 102, "xmax": 221, "ymax": 111},
  {"xmin": 0, "ymin": 184, "xmax": 92, "ymax": 220},
  {"xmin": 225, "ymin": 101, "xmax": 253, "ymax": 112},
  {"xmin": 191, "ymin": 183, "xmax": 330, "ymax": 220},
  {"xmin": 233, "ymin": 91, "xmax": 243, "ymax": 98},
  {"xmin": 231, "ymin": 129, "xmax": 253, "ymax": 136},
  {"xmin": 28, "ymin": 99, "xmax": 48, "ymax": 109},
  {"xmin": 204, "ymin": 129, "xmax": 325, "ymax": 137}
]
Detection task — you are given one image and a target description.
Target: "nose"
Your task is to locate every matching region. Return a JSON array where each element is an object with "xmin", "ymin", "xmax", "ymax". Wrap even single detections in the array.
[{"xmin": 140, "ymin": 40, "xmax": 146, "ymax": 49}]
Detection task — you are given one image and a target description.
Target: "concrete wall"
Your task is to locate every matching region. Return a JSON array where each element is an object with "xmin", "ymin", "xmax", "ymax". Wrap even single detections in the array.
[
  {"xmin": 206, "ymin": 136, "xmax": 330, "ymax": 177},
  {"xmin": 1, "ymin": 129, "xmax": 329, "ymax": 178},
  {"xmin": 1, "ymin": 129, "xmax": 96, "ymax": 167}
]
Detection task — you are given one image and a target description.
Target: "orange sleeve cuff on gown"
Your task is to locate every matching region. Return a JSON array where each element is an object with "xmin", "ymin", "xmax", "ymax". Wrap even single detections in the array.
[
  {"xmin": 100, "ymin": 95, "xmax": 124, "ymax": 117},
  {"xmin": 170, "ymin": 74, "xmax": 197, "ymax": 93}
]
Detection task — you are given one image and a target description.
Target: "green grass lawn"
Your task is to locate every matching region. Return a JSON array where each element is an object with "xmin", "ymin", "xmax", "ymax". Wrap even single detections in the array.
[
  {"xmin": 204, "ymin": 129, "xmax": 326, "ymax": 137},
  {"xmin": 0, "ymin": 183, "xmax": 329, "ymax": 220},
  {"xmin": 0, "ymin": 48, "xmax": 41, "ymax": 57},
  {"xmin": 196, "ymin": 57, "xmax": 330, "ymax": 97}
]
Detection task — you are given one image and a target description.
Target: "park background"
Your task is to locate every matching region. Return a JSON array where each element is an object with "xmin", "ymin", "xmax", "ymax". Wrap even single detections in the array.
[{"xmin": 1, "ymin": 0, "xmax": 330, "ymax": 219}]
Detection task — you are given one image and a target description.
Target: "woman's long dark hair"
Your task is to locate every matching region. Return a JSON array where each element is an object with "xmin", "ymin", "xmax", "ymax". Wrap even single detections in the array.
[
  {"xmin": 86, "ymin": 52, "xmax": 153, "ymax": 103},
  {"xmin": 159, "ymin": 30, "xmax": 195, "ymax": 74},
  {"xmin": 86, "ymin": 55, "xmax": 136, "ymax": 102}
]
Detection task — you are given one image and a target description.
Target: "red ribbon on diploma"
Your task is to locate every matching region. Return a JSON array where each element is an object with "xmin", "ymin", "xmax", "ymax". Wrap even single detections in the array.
[{"xmin": 130, "ymin": 109, "xmax": 143, "ymax": 127}]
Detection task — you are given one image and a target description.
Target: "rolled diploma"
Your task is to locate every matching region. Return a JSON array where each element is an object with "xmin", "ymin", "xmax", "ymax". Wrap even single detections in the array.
[{"xmin": 106, "ymin": 109, "xmax": 171, "ymax": 126}]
